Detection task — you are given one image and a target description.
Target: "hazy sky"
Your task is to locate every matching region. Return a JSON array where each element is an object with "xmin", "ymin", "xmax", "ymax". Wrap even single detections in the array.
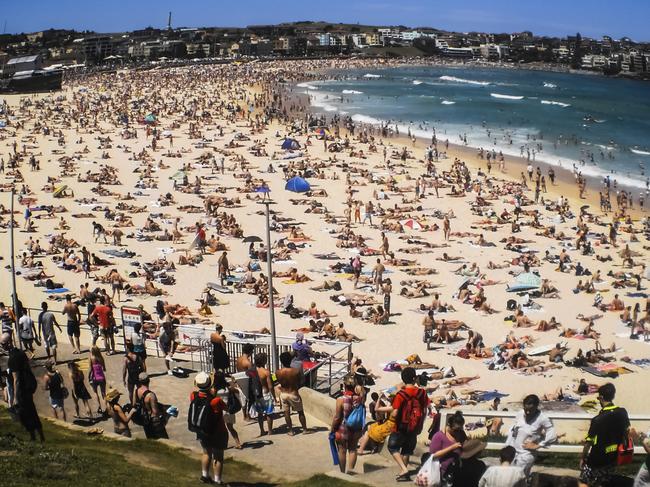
[{"xmin": 2, "ymin": 0, "xmax": 649, "ymax": 41}]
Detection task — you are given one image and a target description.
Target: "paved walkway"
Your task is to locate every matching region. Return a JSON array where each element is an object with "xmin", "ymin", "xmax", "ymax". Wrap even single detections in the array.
[
  {"xmin": 24, "ymin": 333, "xmax": 596, "ymax": 486},
  {"xmin": 25, "ymin": 332, "xmax": 402, "ymax": 485}
]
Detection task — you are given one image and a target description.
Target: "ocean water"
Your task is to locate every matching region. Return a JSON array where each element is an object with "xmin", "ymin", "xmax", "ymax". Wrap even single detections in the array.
[{"xmin": 300, "ymin": 66, "xmax": 650, "ymax": 190}]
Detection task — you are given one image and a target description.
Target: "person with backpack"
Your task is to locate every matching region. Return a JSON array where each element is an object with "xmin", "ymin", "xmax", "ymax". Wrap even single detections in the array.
[
  {"xmin": 123, "ymin": 346, "xmax": 144, "ymax": 405},
  {"xmin": 331, "ymin": 374, "xmax": 366, "ymax": 473},
  {"xmin": 136, "ymin": 373, "xmax": 168, "ymax": 440},
  {"xmin": 578, "ymin": 383, "xmax": 630, "ymax": 487},
  {"xmin": 43, "ymin": 359, "xmax": 67, "ymax": 421},
  {"xmin": 189, "ymin": 371, "xmax": 228, "ymax": 485},
  {"xmin": 2, "ymin": 333, "xmax": 44, "ymax": 441},
  {"xmin": 387, "ymin": 366, "xmax": 430, "ymax": 482},
  {"xmin": 430, "ymin": 411, "xmax": 468, "ymax": 486}
]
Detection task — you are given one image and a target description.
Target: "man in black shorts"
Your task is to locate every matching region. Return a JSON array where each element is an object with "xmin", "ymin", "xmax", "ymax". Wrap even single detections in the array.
[
  {"xmin": 578, "ymin": 382, "xmax": 630, "ymax": 487},
  {"xmin": 62, "ymin": 295, "xmax": 81, "ymax": 354},
  {"xmin": 387, "ymin": 367, "xmax": 430, "ymax": 481}
]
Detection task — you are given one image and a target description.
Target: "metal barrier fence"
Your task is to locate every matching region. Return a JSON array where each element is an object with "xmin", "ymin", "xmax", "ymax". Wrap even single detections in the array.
[
  {"xmin": 20, "ymin": 306, "xmax": 352, "ymax": 395},
  {"xmin": 201, "ymin": 330, "xmax": 353, "ymax": 396},
  {"xmin": 439, "ymin": 409, "xmax": 650, "ymax": 454}
]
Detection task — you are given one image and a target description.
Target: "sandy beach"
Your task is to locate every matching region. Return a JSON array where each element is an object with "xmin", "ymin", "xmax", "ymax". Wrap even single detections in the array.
[{"xmin": 1, "ymin": 58, "xmax": 650, "ymax": 446}]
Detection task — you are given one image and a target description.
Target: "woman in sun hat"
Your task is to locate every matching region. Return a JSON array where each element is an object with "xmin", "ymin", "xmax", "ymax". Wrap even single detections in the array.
[{"xmin": 105, "ymin": 388, "xmax": 134, "ymax": 437}]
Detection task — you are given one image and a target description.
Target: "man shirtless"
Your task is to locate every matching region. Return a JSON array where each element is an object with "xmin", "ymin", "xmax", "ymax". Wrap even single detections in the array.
[
  {"xmin": 371, "ymin": 258, "xmax": 385, "ymax": 294},
  {"xmin": 62, "ymin": 294, "xmax": 82, "ymax": 354},
  {"xmin": 276, "ymin": 351, "xmax": 308, "ymax": 436},
  {"xmin": 254, "ymin": 352, "xmax": 275, "ymax": 436}
]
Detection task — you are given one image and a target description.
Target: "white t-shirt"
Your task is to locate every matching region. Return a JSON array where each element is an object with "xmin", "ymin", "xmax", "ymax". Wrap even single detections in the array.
[
  {"xmin": 479, "ymin": 465, "xmax": 526, "ymax": 487},
  {"xmin": 19, "ymin": 315, "xmax": 34, "ymax": 339}
]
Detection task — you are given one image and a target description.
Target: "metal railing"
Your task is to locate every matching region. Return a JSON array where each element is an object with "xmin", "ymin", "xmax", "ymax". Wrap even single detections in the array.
[
  {"xmin": 201, "ymin": 329, "xmax": 352, "ymax": 396},
  {"xmin": 439, "ymin": 409, "xmax": 650, "ymax": 454}
]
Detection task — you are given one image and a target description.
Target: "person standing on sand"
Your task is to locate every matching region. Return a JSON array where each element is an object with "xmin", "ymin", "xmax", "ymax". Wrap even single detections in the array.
[
  {"xmin": 62, "ymin": 294, "xmax": 82, "ymax": 354},
  {"xmin": 443, "ymin": 215, "xmax": 451, "ymax": 241},
  {"xmin": 371, "ymin": 258, "xmax": 385, "ymax": 294},
  {"xmin": 363, "ymin": 200, "xmax": 374, "ymax": 226},
  {"xmin": 217, "ymin": 251, "xmax": 230, "ymax": 286},
  {"xmin": 352, "ymin": 255, "xmax": 362, "ymax": 289},
  {"xmin": 381, "ymin": 232, "xmax": 390, "ymax": 259},
  {"xmin": 276, "ymin": 351, "xmax": 308, "ymax": 436},
  {"xmin": 382, "ymin": 278, "xmax": 392, "ymax": 315}
]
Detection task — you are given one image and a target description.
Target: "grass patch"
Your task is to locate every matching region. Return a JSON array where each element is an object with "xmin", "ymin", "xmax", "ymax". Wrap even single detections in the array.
[{"xmin": 0, "ymin": 409, "xmax": 368, "ymax": 487}]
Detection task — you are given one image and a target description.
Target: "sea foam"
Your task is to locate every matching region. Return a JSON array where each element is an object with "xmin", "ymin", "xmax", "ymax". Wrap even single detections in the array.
[
  {"xmin": 541, "ymin": 100, "xmax": 571, "ymax": 108},
  {"xmin": 440, "ymin": 75, "xmax": 490, "ymax": 86},
  {"xmin": 491, "ymin": 93, "xmax": 524, "ymax": 100},
  {"xmin": 342, "ymin": 90, "xmax": 364, "ymax": 94}
]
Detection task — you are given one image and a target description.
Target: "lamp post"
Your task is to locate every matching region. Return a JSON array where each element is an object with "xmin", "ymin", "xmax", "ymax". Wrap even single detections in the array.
[
  {"xmin": 260, "ymin": 200, "xmax": 278, "ymax": 371},
  {"xmin": 9, "ymin": 187, "xmax": 21, "ymax": 349}
]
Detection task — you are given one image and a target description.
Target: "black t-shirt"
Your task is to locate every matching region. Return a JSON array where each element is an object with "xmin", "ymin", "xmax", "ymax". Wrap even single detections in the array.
[{"xmin": 586, "ymin": 405, "xmax": 630, "ymax": 468}]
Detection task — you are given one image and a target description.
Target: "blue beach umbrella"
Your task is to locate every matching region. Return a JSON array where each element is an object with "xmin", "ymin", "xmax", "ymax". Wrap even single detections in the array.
[{"xmin": 285, "ymin": 176, "xmax": 310, "ymax": 193}]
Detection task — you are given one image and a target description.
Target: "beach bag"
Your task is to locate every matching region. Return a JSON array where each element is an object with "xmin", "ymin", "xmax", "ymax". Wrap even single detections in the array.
[
  {"xmin": 227, "ymin": 389, "xmax": 242, "ymax": 415},
  {"xmin": 187, "ymin": 393, "xmax": 216, "ymax": 436},
  {"xmin": 397, "ymin": 388, "xmax": 426, "ymax": 434},
  {"xmin": 414, "ymin": 454, "xmax": 441, "ymax": 487},
  {"xmin": 345, "ymin": 402, "xmax": 366, "ymax": 431},
  {"xmin": 616, "ymin": 436, "xmax": 634, "ymax": 466}
]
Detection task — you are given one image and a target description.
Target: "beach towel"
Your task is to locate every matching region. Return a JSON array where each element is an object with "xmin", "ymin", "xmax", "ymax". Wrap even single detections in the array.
[
  {"xmin": 207, "ymin": 282, "xmax": 234, "ymax": 294},
  {"xmin": 476, "ymin": 391, "xmax": 509, "ymax": 402},
  {"xmin": 45, "ymin": 288, "xmax": 69, "ymax": 294}
]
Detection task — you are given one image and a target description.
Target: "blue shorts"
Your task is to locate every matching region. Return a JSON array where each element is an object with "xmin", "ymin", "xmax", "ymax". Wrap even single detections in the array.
[{"xmin": 49, "ymin": 396, "xmax": 64, "ymax": 409}]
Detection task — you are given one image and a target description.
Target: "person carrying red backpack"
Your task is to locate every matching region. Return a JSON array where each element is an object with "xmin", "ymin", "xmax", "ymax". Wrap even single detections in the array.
[{"xmin": 387, "ymin": 366, "xmax": 430, "ymax": 482}]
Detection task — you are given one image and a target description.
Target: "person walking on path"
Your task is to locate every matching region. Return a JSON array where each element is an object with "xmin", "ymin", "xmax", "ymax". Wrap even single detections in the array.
[
  {"xmin": 43, "ymin": 359, "xmax": 67, "ymax": 421},
  {"xmin": 331, "ymin": 374, "xmax": 366, "ymax": 473},
  {"xmin": 505, "ymin": 394, "xmax": 557, "ymax": 477},
  {"xmin": 68, "ymin": 361, "xmax": 93, "ymax": 419},
  {"xmin": 276, "ymin": 351, "xmax": 308, "ymax": 436},
  {"xmin": 578, "ymin": 383, "xmax": 630, "ymax": 487},
  {"xmin": 18, "ymin": 309, "xmax": 37, "ymax": 356},
  {"xmin": 123, "ymin": 346, "xmax": 144, "ymax": 405},
  {"xmin": 105, "ymin": 388, "xmax": 134, "ymax": 437},
  {"xmin": 189, "ymin": 371, "xmax": 228, "ymax": 485},
  {"xmin": 136, "ymin": 373, "xmax": 168, "ymax": 439},
  {"xmin": 38, "ymin": 302, "xmax": 62, "ymax": 364},
  {"xmin": 2, "ymin": 333, "xmax": 44, "ymax": 441},
  {"xmin": 62, "ymin": 294, "xmax": 82, "ymax": 354},
  {"xmin": 88, "ymin": 346, "xmax": 107, "ymax": 414},
  {"xmin": 388, "ymin": 366, "xmax": 430, "ymax": 481},
  {"xmin": 89, "ymin": 297, "xmax": 115, "ymax": 355}
]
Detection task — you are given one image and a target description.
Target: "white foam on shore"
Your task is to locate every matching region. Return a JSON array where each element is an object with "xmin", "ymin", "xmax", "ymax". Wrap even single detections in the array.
[
  {"xmin": 441, "ymin": 100, "xmax": 456, "ymax": 105},
  {"xmin": 344, "ymin": 110, "xmax": 647, "ymax": 190},
  {"xmin": 412, "ymin": 80, "xmax": 423, "ymax": 85},
  {"xmin": 342, "ymin": 89, "xmax": 364, "ymax": 94},
  {"xmin": 363, "ymin": 73, "xmax": 381, "ymax": 78},
  {"xmin": 631, "ymin": 148, "xmax": 650, "ymax": 156},
  {"xmin": 440, "ymin": 75, "xmax": 490, "ymax": 86},
  {"xmin": 490, "ymin": 93, "xmax": 524, "ymax": 100},
  {"xmin": 541, "ymin": 100, "xmax": 571, "ymax": 108},
  {"xmin": 309, "ymin": 93, "xmax": 338, "ymax": 112},
  {"xmin": 297, "ymin": 83, "xmax": 318, "ymax": 90},
  {"xmin": 543, "ymin": 82, "xmax": 558, "ymax": 88},
  {"xmin": 351, "ymin": 114, "xmax": 383, "ymax": 125}
]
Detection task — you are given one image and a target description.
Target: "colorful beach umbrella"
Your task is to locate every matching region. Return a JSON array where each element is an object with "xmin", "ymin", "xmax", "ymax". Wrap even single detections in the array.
[
  {"xmin": 144, "ymin": 113, "xmax": 156, "ymax": 124},
  {"xmin": 285, "ymin": 176, "xmax": 310, "ymax": 193},
  {"xmin": 400, "ymin": 218, "xmax": 422, "ymax": 230}
]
